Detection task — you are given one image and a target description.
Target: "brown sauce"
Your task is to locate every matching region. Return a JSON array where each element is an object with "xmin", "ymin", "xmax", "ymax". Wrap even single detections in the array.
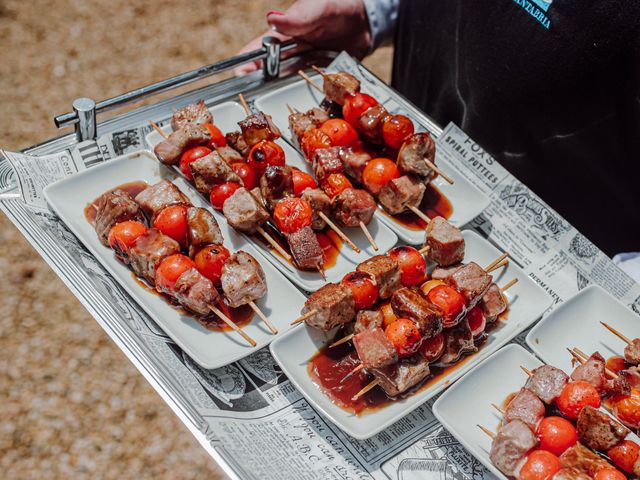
[
  {"xmin": 382, "ymin": 184, "xmax": 454, "ymax": 231},
  {"xmin": 84, "ymin": 181, "xmax": 149, "ymax": 225}
]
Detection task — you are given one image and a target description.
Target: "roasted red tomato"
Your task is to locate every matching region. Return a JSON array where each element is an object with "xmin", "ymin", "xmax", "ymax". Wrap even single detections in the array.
[
  {"xmin": 301, "ymin": 128, "xmax": 332, "ymax": 160},
  {"xmin": 230, "ymin": 162, "xmax": 257, "ymax": 190},
  {"xmin": 202, "ymin": 123, "xmax": 227, "ymax": 148},
  {"xmin": 341, "ymin": 271, "xmax": 379, "ymax": 310},
  {"xmin": 209, "ymin": 181, "xmax": 242, "ymax": 210},
  {"xmin": 343, "ymin": 93, "xmax": 378, "ymax": 126},
  {"xmin": 388, "ymin": 246, "xmax": 427, "ymax": 286},
  {"xmin": 518, "ymin": 450, "xmax": 561, "ymax": 480},
  {"xmin": 320, "ymin": 118, "xmax": 359, "ymax": 147},
  {"xmin": 385, "ymin": 318, "xmax": 422, "ymax": 358},
  {"xmin": 362, "ymin": 157, "xmax": 400, "ymax": 195},
  {"xmin": 382, "ymin": 114, "xmax": 415, "ymax": 149},
  {"xmin": 536, "ymin": 416, "xmax": 577, "ymax": 456},
  {"xmin": 322, "ymin": 173, "xmax": 353, "ymax": 198},
  {"xmin": 419, "ymin": 333, "xmax": 445, "ymax": 363},
  {"xmin": 108, "ymin": 220, "xmax": 147, "ymax": 254},
  {"xmin": 153, "ymin": 204, "xmax": 189, "ymax": 245},
  {"xmin": 273, "ymin": 197, "xmax": 313, "ymax": 234},
  {"xmin": 194, "ymin": 244, "xmax": 230, "ymax": 285},
  {"xmin": 427, "ymin": 285, "xmax": 466, "ymax": 328},
  {"xmin": 291, "ymin": 168, "xmax": 318, "ymax": 196},
  {"xmin": 466, "ymin": 306, "xmax": 487, "ymax": 338},
  {"xmin": 557, "ymin": 381, "xmax": 601, "ymax": 420},
  {"xmin": 248, "ymin": 140, "xmax": 285, "ymax": 177},
  {"xmin": 179, "ymin": 146, "xmax": 211, "ymax": 180},
  {"xmin": 608, "ymin": 440, "xmax": 640, "ymax": 474},
  {"xmin": 155, "ymin": 254, "xmax": 195, "ymax": 294}
]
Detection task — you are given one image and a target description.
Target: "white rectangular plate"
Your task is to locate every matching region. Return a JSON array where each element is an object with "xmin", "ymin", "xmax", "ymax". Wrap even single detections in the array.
[
  {"xmin": 43, "ymin": 151, "xmax": 308, "ymax": 369},
  {"xmin": 269, "ymin": 230, "xmax": 552, "ymax": 439},
  {"xmin": 145, "ymin": 100, "xmax": 399, "ymax": 292},
  {"xmin": 526, "ymin": 284, "xmax": 640, "ymax": 370},
  {"xmin": 254, "ymin": 78, "xmax": 491, "ymax": 244}
]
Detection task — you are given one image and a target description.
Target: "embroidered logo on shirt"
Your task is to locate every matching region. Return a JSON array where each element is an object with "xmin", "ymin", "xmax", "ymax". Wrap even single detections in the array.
[{"xmin": 512, "ymin": 0, "xmax": 552, "ymax": 29}]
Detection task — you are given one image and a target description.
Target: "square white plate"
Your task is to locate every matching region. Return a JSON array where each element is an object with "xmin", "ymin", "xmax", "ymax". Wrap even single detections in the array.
[
  {"xmin": 269, "ymin": 230, "xmax": 552, "ymax": 439},
  {"xmin": 526, "ymin": 284, "xmax": 640, "ymax": 370},
  {"xmin": 145, "ymin": 100, "xmax": 399, "ymax": 292},
  {"xmin": 43, "ymin": 151, "xmax": 308, "ymax": 369},
  {"xmin": 254, "ymin": 78, "xmax": 490, "ymax": 244}
]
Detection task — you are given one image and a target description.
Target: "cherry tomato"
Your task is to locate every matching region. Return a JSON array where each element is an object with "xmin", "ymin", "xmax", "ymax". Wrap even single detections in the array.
[
  {"xmin": 291, "ymin": 168, "xmax": 318, "ymax": 196},
  {"xmin": 536, "ymin": 416, "xmax": 577, "ymax": 456},
  {"xmin": 388, "ymin": 246, "xmax": 427, "ymax": 286},
  {"xmin": 594, "ymin": 469, "xmax": 627, "ymax": 480},
  {"xmin": 611, "ymin": 388, "xmax": 640, "ymax": 430},
  {"xmin": 518, "ymin": 450, "xmax": 561, "ymax": 480},
  {"xmin": 230, "ymin": 162, "xmax": 257, "ymax": 190},
  {"xmin": 273, "ymin": 197, "xmax": 313, "ymax": 234},
  {"xmin": 108, "ymin": 220, "xmax": 147, "ymax": 254},
  {"xmin": 209, "ymin": 182, "xmax": 242, "ymax": 210},
  {"xmin": 153, "ymin": 205, "xmax": 189, "ymax": 245},
  {"xmin": 606, "ymin": 355, "xmax": 627, "ymax": 375},
  {"xmin": 384, "ymin": 318, "xmax": 422, "ymax": 358},
  {"xmin": 343, "ymin": 93, "xmax": 378, "ymax": 126},
  {"xmin": 382, "ymin": 115, "xmax": 415, "ymax": 149},
  {"xmin": 322, "ymin": 173, "xmax": 353, "ymax": 198},
  {"xmin": 420, "ymin": 279, "xmax": 446, "ymax": 296},
  {"xmin": 427, "ymin": 285, "xmax": 466, "ymax": 328},
  {"xmin": 320, "ymin": 118, "xmax": 359, "ymax": 147},
  {"xmin": 608, "ymin": 440, "xmax": 640, "ymax": 474},
  {"xmin": 202, "ymin": 123, "xmax": 227, "ymax": 148},
  {"xmin": 155, "ymin": 254, "xmax": 195, "ymax": 294},
  {"xmin": 194, "ymin": 244, "xmax": 230, "ymax": 286},
  {"xmin": 419, "ymin": 333, "xmax": 445, "ymax": 362},
  {"xmin": 380, "ymin": 302, "xmax": 398, "ymax": 328},
  {"xmin": 179, "ymin": 146, "xmax": 212, "ymax": 180},
  {"xmin": 248, "ymin": 140, "xmax": 285, "ymax": 177},
  {"xmin": 466, "ymin": 306, "xmax": 487, "ymax": 338},
  {"xmin": 301, "ymin": 128, "xmax": 332, "ymax": 160},
  {"xmin": 362, "ymin": 157, "xmax": 400, "ymax": 195},
  {"xmin": 341, "ymin": 271, "xmax": 379, "ymax": 310},
  {"xmin": 557, "ymin": 381, "xmax": 601, "ymax": 420}
]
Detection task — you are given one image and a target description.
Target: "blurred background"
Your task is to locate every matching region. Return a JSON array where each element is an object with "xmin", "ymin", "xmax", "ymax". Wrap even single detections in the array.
[{"xmin": 0, "ymin": 1, "xmax": 391, "ymax": 478}]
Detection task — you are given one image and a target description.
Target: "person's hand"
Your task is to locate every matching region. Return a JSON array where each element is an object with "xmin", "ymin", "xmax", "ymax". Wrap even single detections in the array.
[{"xmin": 234, "ymin": 0, "xmax": 372, "ymax": 76}]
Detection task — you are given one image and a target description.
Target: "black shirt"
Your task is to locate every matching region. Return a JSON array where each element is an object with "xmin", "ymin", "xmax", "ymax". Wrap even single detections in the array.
[{"xmin": 392, "ymin": 0, "xmax": 640, "ymax": 256}]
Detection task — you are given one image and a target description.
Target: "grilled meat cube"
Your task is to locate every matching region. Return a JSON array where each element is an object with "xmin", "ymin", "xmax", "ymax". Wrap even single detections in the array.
[
  {"xmin": 238, "ymin": 112, "xmax": 281, "ymax": 147},
  {"xmin": 357, "ymin": 255, "xmax": 401, "ymax": 299},
  {"xmin": 371, "ymin": 355, "xmax": 431, "ymax": 397},
  {"xmin": 129, "ymin": 229, "xmax": 180, "ymax": 285},
  {"xmin": 154, "ymin": 124, "xmax": 211, "ymax": 165},
  {"xmin": 94, "ymin": 189, "xmax": 145, "ymax": 246},
  {"xmin": 301, "ymin": 283, "xmax": 356, "ymax": 331},
  {"xmin": 391, "ymin": 287, "xmax": 443, "ymax": 338},
  {"xmin": 357, "ymin": 103, "xmax": 389, "ymax": 144},
  {"xmin": 260, "ymin": 165, "xmax": 294, "ymax": 211},
  {"xmin": 173, "ymin": 268, "xmax": 220, "ymax": 316},
  {"xmin": 135, "ymin": 180, "xmax": 190, "ymax": 220},
  {"xmin": 353, "ymin": 328, "xmax": 397, "ymax": 369},
  {"xmin": 285, "ymin": 226, "xmax": 324, "ymax": 270},
  {"xmin": 171, "ymin": 100, "xmax": 213, "ymax": 131},
  {"xmin": 225, "ymin": 130, "xmax": 249, "ymax": 157},
  {"xmin": 423, "ymin": 216, "xmax": 465, "ymax": 267},
  {"xmin": 397, "ymin": 133, "xmax": 437, "ymax": 179},
  {"xmin": 339, "ymin": 146, "xmax": 371, "ymax": 183},
  {"xmin": 186, "ymin": 207, "xmax": 223, "ymax": 256},
  {"xmin": 624, "ymin": 338, "xmax": 640, "ymax": 365},
  {"xmin": 215, "ymin": 145, "xmax": 243, "ymax": 164},
  {"xmin": 525, "ymin": 365, "xmax": 569, "ymax": 404},
  {"xmin": 220, "ymin": 251, "xmax": 267, "ymax": 308},
  {"xmin": 559, "ymin": 443, "xmax": 614, "ymax": 477},
  {"xmin": 332, "ymin": 188, "xmax": 376, "ymax": 227},
  {"xmin": 378, "ymin": 175, "xmax": 426, "ymax": 215},
  {"xmin": 322, "ymin": 71, "xmax": 360, "ymax": 105},
  {"xmin": 447, "ymin": 262, "xmax": 493, "ymax": 308},
  {"xmin": 313, "ymin": 147, "xmax": 345, "ymax": 182},
  {"xmin": 552, "ymin": 468, "xmax": 590, "ymax": 480},
  {"xmin": 431, "ymin": 264, "xmax": 462, "ymax": 282},
  {"xmin": 480, "ymin": 284, "xmax": 508, "ymax": 323},
  {"xmin": 436, "ymin": 317, "xmax": 476, "ymax": 366},
  {"xmin": 301, "ymin": 188, "xmax": 331, "ymax": 230},
  {"xmin": 577, "ymin": 406, "xmax": 630, "ymax": 452},
  {"xmin": 190, "ymin": 150, "xmax": 242, "ymax": 195},
  {"xmin": 222, "ymin": 187, "xmax": 269, "ymax": 234},
  {"xmin": 504, "ymin": 388, "xmax": 545, "ymax": 430},
  {"xmin": 319, "ymin": 97, "xmax": 342, "ymax": 118},
  {"xmin": 489, "ymin": 420, "xmax": 538, "ymax": 477},
  {"xmin": 354, "ymin": 310, "xmax": 384, "ymax": 334}
]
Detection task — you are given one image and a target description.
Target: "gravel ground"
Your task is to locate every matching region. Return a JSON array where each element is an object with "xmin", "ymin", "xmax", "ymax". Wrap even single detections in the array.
[{"xmin": 0, "ymin": 1, "xmax": 391, "ymax": 478}]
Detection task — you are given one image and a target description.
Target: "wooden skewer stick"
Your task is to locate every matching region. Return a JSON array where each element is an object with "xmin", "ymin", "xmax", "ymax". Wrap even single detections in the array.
[
  {"xmin": 484, "ymin": 253, "xmax": 509, "ymax": 273},
  {"xmin": 248, "ymin": 301, "xmax": 278, "ymax": 334},
  {"xmin": 329, "ymin": 333, "xmax": 354, "ymax": 348},
  {"xmin": 424, "ymin": 158, "xmax": 454, "ymax": 185},
  {"xmin": 318, "ymin": 212, "xmax": 360, "ymax": 253},
  {"xmin": 491, "ymin": 403, "xmax": 505, "ymax": 414},
  {"xmin": 255, "ymin": 226, "xmax": 292, "ymax": 262},
  {"xmin": 408, "ymin": 205, "xmax": 431, "ymax": 224},
  {"xmin": 500, "ymin": 278, "xmax": 519, "ymax": 293},
  {"xmin": 341, "ymin": 364, "xmax": 364, "ymax": 384},
  {"xmin": 209, "ymin": 304, "xmax": 257, "ymax": 347},
  {"xmin": 486, "ymin": 259, "xmax": 509, "ymax": 274},
  {"xmin": 477, "ymin": 424, "xmax": 496, "ymax": 439},
  {"xmin": 298, "ymin": 70, "xmax": 323, "ymax": 93},
  {"xmin": 520, "ymin": 365, "xmax": 533, "ymax": 377},
  {"xmin": 149, "ymin": 119, "xmax": 169, "ymax": 140},
  {"xmin": 359, "ymin": 221, "xmax": 378, "ymax": 251},
  {"xmin": 600, "ymin": 321, "xmax": 633, "ymax": 345},
  {"xmin": 571, "ymin": 347, "xmax": 618, "ymax": 378},
  {"xmin": 352, "ymin": 378, "xmax": 381, "ymax": 401},
  {"xmin": 291, "ymin": 309, "xmax": 318, "ymax": 326},
  {"xmin": 238, "ymin": 93, "xmax": 251, "ymax": 115}
]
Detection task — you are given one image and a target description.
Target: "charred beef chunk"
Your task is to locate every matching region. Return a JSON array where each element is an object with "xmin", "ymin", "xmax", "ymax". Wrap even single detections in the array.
[
  {"xmin": 322, "ymin": 71, "xmax": 360, "ymax": 105},
  {"xmin": 480, "ymin": 284, "xmax": 508, "ymax": 323},
  {"xmin": 391, "ymin": 287, "xmax": 443, "ymax": 338},
  {"xmin": 339, "ymin": 146, "xmax": 371, "ymax": 183},
  {"xmin": 238, "ymin": 112, "xmax": 281, "ymax": 147},
  {"xmin": 489, "ymin": 420, "xmax": 538, "ymax": 477},
  {"xmin": 129, "ymin": 229, "xmax": 180, "ymax": 285},
  {"xmin": 354, "ymin": 310, "xmax": 384, "ymax": 334},
  {"xmin": 135, "ymin": 180, "xmax": 190, "ymax": 219},
  {"xmin": 301, "ymin": 283, "xmax": 356, "ymax": 331},
  {"xmin": 173, "ymin": 268, "xmax": 220, "ymax": 316},
  {"xmin": 171, "ymin": 100, "xmax": 213, "ymax": 131},
  {"xmin": 504, "ymin": 388, "xmax": 545, "ymax": 430},
  {"xmin": 447, "ymin": 262, "xmax": 492, "ymax": 308},
  {"xmin": 624, "ymin": 338, "xmax": 640, "ymax": 365},
  {"xmin": 215, "ymin": 145, "xmax": 244, "ymax": 165},
  {"xmin": 378, "ymin": 175, "xmax": 426, "ymax": 215},
  {"xmin": 220, "ymin": 251, "xmax": 267, "ymax": 308},
  {"xmin": 397, "ymin": 133, "xmax": 437, "ymax": 179},
  {"xmin": 559, "ymin": 443, "xmax": 614, "ymax": 477},
  {"xmin": 525, "ymin": 365, "xmax": 569, "ymax": 404},
  {"xmin": 357, "ymin": 255, "xmax": 401, "ymax": 299},
  {"xmin": 94, "ymin": 189, "xmax": 145, "ymax": 246},
  {"xmin": 436, "ymin": 318, "xmax": 476, "ymax": 366},
  {"xmin": 222, "ymin": 187, "xmax": 270, "ymax": 234},
  {"xmin": 371, "ymin": 355, "xmax": 431, "ymax": 397},
  {"xmin": 190, "ymin": 151, "xmax": 242, "ymax": 195},
  {"xmin": 285, "ymin": 226, "xmax": 324, "ymax": 270},
  {"xmin": 424, "ymin": 216, "xmax": 465, "ymax": 267},
  {"xmin": 577, "ymin": 406, "xmax": 630, "ymax": 451},
  {"xmin": 225, "ymin": 130, "xmax": 249, "ymax": 157},
  {"xmin": 154, "ymin": 124, "xmax": 211, "ymax": 165},
  {"xmin": 331, "ymin": 188, "xmax": 376, "ymax": 227},
  {"xmin": 313, "ymin": 147, "xmax": 345, "ymax": 182},
  {"xmin": 260, "ymin": 165, "xmax": 294, "ymax": 211},
  {"xmin": 301, "ymin": 188, "xmax": 332, "ymax": 230},
  {"xmin": 186, "ymin": 207, "xmax": 223, "ymax": 256},
  {"xmin": 357, "ymin": 103, "xmax": 390, "ymax": 144},
  {"xmin": 353, "ymin": 328, "xmax": 397, "ymax": 369}
]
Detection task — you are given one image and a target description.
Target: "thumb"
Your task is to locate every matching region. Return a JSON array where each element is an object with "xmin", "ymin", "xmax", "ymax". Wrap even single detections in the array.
[{"xmin": 267, "ymin": 1, "xmax": 324, "ymax": 37}]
